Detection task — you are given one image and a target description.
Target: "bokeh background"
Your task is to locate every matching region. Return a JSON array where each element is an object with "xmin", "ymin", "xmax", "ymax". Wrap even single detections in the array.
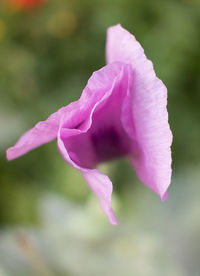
[{"xmin": 0, "ymin": 0, "xmax": 200, "ymax": 275}]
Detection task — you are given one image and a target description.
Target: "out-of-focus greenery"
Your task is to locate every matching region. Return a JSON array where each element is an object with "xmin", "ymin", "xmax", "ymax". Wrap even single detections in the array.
[{"xmin": 0, "ymin": 0, "xmax": 200, "ymax": 274}]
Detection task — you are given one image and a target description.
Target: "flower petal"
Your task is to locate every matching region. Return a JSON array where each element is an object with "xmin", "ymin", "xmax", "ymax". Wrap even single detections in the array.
[
  {"xmin": 83, "ymin": 170, "xmax": 118, "ymax": 225},
  {"xmin": 57, "ymin": 63, "xmax": 130, "ymax": 224},
  {"xmin": 6, "ymin": 62, "xmax": 125, "ymax": 161},
  {"xmin": 6, "ymin": 107, "xmax": 68, "ymax": 160},
  {"xmin": 58, "ymin": 132, "xmax": 118, "ymax": 225},
  {"xmin": 106, "ymin": 24, "xmax": 172, "ymax": 199}
]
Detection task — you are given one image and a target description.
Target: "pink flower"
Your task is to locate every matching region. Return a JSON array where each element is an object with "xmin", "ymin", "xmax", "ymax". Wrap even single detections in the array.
[{"xmin": 6, "ymin": 25, "xmax": 172, "ymax": 225}]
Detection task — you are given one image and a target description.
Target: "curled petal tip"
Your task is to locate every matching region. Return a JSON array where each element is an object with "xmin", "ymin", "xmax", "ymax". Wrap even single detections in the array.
[
  {"xmin": 108, "ymin": 209, "xmax": 118, "ymax": 225},
  {"xmin": 161, "ymin": 191, "xmax": 168, "ymax": 202},
  {"xmin": 6, "ymin": 148, "xmax": 13, "ymax": 161},
  {"xmin": 111, "ymin": 220, "xmax": 119, "ymax": 226}
]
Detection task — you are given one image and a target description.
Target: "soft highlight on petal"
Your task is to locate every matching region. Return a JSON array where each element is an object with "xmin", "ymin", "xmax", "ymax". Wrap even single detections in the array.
[{"xmin": 106, "ymin": 24, "xmax": 172, "ymax": 199}]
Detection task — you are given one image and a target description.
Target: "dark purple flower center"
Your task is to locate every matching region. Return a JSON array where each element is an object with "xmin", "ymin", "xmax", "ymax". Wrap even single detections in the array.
[
  {"xmin": 63, "ymin": 118, "xmax": 132, "ymax": 169},
  {"xmin": 91, "ymin": 126, "xmax": 129, "ymax": 163},
  {"xmin": 62, "ymin": 77, "xmax": 133, "ymax": 169}
]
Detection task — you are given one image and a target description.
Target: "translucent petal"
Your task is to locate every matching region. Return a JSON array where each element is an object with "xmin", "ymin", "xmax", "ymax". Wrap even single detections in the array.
[{"xmin": 106, "ymin": 24, "xmax": 172, "ymax": 199}]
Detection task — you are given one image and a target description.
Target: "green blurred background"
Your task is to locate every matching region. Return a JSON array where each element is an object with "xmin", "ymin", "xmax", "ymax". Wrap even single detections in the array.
[{"xmin": 0, "ymin": 0, "xmax": 200, "ymax": 275}]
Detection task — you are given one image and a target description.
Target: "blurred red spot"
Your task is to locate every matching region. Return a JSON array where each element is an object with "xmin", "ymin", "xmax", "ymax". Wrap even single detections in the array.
[{"xmin": 9, "ymin": 0, "xmax": 46, "ymax": 11}]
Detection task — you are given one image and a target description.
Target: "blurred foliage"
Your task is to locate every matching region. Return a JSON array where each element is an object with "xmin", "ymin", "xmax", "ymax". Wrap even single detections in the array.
[{"xmin": 0, "ymin": 0, "xmax": 200, "ymax": 226}]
